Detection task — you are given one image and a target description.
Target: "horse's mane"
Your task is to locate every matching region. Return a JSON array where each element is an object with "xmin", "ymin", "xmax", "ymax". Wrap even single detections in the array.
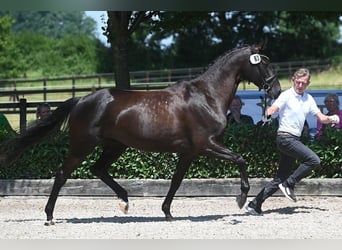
[
  {"xmin": 204, "ymin": 45, "xmax": 252, "ymax": 72},
  {"xmin": 168, "ymin": 45, "xmax": 253, "ymax": 88}
]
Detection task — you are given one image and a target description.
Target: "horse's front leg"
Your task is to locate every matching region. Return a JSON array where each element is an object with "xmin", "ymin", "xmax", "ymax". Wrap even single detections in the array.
[
  {"xmin": 162, "ymin": 153, "xmax": 194, "ymax": 221},
  {"xmin": 235, "ymin": 158, "xmax": 250, "ymax": 208},
  {"xmin": 203, "ymin": 138, "xmax": 250, "ymax": 209}
]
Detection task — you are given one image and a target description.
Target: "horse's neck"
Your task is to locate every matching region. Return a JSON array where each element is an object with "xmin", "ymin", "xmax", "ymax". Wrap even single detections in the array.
[
  {"xmin": 185, "ymin": 48, "xmax": 249, "ymax": 113},
  {"xmin": 189, "ymin": 76, "xmax": 239, "ymax": 117},
  {"xmin": 196, "ymin": 66, "xmax": 241, "ymax": 113}
]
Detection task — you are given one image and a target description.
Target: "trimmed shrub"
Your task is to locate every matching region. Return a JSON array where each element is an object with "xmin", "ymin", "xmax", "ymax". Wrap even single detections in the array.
[{"xmin": 0, "ymin": 123, "xmax": 341, "ymax": 179}]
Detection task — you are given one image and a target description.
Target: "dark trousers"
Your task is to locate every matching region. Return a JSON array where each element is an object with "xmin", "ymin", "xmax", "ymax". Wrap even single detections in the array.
[{"xmin": 253, "ymin": 134, "xmax": 321, "ymax": 206}]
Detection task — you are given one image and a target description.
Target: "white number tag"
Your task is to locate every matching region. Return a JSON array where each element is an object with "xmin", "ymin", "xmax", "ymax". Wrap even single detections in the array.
[{"xmin": 250, "ymin": 54, "xmax": 261, "ymax": 64}]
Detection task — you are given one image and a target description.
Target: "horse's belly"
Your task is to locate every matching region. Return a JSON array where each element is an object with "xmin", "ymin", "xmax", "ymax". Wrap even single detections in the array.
[{"xmin": 116, "ymin": 132, "xmax": 189, "ymax": 153}]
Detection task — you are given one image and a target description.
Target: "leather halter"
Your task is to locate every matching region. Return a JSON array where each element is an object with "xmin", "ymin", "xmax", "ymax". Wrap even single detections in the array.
[{"xmin": 250, "ymin": 53, "xmax": 277, "ymax": 93}]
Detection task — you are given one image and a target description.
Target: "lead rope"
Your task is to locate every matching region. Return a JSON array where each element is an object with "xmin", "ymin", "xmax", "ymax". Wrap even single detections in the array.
[{"xmin": 261, "ymin": 91, "xmax": 272, "ymax": 126}]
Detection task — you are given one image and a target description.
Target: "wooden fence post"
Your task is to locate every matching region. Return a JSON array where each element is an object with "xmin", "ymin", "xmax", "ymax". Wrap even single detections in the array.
[
  {"xmin": 72, "ymin": 77, "xmax": 76, "ymax": 98},
  {"xmin": 19, "ymin": 98, "xmax": 27, "ymax": 135},
  {"xmin": 43, "ymin": 79, "xmax": 47, "ymax": 101}
]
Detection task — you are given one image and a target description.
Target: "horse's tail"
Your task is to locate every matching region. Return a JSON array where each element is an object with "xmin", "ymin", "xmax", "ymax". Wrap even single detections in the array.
[{"xmin": 0, "ymin": 97, "xmax": 81, "ymax": 168}]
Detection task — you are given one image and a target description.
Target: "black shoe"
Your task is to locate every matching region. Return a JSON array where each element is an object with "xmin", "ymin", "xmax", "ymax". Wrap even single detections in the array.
[
  {"xmin": 278, "ymin": 183, "xmax": 297, "ymax": 202},
  {"xmin": 245, "ymin": 201, "xmax": 262, "ymax": 215}
]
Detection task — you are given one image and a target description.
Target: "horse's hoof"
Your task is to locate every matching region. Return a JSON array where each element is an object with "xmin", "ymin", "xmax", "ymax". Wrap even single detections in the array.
[
  {"xmin": 119, "ymin": 201, "xmax": 129, "ymax": 214},
  {"xmin": 44, "ymin": 220, "xmax": 55, "ymax": 226},
  {"xmin": 165, "ymin": 214, "xmax": 174, "ymax": 222},
  {"xmin": 236, "ymin": 194, "xmax": 247, "ymax": 209}
]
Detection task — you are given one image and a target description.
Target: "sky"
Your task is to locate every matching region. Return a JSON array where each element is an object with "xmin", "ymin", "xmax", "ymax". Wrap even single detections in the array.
[
  {"xmin": 84, "ymin": 11, "xmax": 109, "ymax": 45},
  {"xmin": 84, "ymin": 11, "xmax": 172, "ymax": 48}
]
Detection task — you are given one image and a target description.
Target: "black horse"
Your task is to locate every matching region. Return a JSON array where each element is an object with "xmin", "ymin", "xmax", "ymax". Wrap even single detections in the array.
[{"xmin": 1, "ymin": 45, "xmax": 281, "ymax": 225}]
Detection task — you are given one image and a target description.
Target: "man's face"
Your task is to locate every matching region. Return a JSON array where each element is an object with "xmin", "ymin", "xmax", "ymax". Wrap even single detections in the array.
[
  {"xmin": 292, "ymin": 75, "xmax": 310, "ymax": 95},
  {"xmin": 230, "ymin": 99, "xmax": 242, "ymax": 113},
  {"xmin": 39, "ymin": 107, "xmax": 51, "ymax": 120},
  {"xmin": 324, "ymin": 97, "xmax": 339, "ymax": 113}
]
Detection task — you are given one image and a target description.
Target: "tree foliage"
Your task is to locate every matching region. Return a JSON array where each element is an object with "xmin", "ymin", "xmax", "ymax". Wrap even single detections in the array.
[
  {"xmin": 105, "ymin": 11, "xmax": 159, "ymax": 89},
  {"xmin": 0, "ymin": 11, "xmax": 96, "ymax": 39},
  {"xmin": 104, "ymin": 11, "xmax": 341, "ymax": 89},
  {"xmin": 0, "ymin": 12, "xmax": 103, "ymax": 78},
  {"xmin": 151, "ymin": 11, "xmax": 342, "ymax": 65},
  {"xmin": 0, "ymin": 15, "xmax": 19, "ymax": 78},
  {"xmin": 0, "ymin": 11, "xmax": 341, "ymax": 83}
]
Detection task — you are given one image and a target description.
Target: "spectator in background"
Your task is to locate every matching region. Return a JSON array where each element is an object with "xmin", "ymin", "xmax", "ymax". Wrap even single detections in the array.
[
  {"xmin": 315, "ymin": 93, "xmax": 342, "ymax": 137},
  {"xmin": 227, "ymin": 95, "xmax": 254, "ymax": 126},
  {"xmin": 28, "ymin": 103, "xmax": 52, "ymax": 129},
  {"xmin": 36, "ymin": 103, "xmax": 52, "ymax": 121}
]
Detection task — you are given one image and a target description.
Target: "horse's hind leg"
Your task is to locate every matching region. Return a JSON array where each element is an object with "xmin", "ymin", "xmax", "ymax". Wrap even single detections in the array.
[
  {"xmin": 90, "ymin": 142, "xmax": 129, "ymax": 214},
  {"xmin": 162, "ymin": 153, "xmax": 195, "ymax": 221},
  {"xmin": 44, "ymin": 155, "xmax": 83, "ymax": 226},
  {"xmin": 203, "ymin": 138, "xmax": 250, "ymax": 209}
]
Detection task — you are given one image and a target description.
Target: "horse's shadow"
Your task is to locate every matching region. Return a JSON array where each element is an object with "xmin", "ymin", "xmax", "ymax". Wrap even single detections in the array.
[
  {"xmin": 232, "ymin": 205, "xmax": 328, "ymax": 217},
  {"xmin": 3, "ymin": 214, "xmax": 227, "ymax": 224},
  {"xmin": 62, "ymin": 214, "xmax": 227, "ymax": 224},
  {"xmin": 264, "ymin": 205, "xmax": 327, "ymax": 215},
  {"xmin": 4, "ymin": 205, "xmax": 327, "ymax": 224}
]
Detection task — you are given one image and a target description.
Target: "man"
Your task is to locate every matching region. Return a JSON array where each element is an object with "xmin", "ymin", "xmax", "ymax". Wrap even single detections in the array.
[
  {"xmin": 245, "ymin": 68, "xmax": 340, "ymax": 215},
  {"xmin": 227, "ymin": 95, "xmax": 254, "ymax": 125}
]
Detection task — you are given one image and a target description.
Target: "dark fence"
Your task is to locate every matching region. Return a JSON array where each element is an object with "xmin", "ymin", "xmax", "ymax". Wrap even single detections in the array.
[{"xmin": 0, "ymin": 59, "xmax": 332, "ymax": 100}]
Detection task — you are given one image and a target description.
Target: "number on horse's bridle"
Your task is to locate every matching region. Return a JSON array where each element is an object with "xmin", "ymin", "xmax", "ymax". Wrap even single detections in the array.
[{"xmin": 250, "ymin": 54, "xmax": 277, "ymax": 93}]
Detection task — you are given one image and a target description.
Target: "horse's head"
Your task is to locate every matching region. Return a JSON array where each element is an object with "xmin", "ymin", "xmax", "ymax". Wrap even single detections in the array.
[{"xmin": 242, "ymin": 45, "xmax": 281, "ymax": 99}]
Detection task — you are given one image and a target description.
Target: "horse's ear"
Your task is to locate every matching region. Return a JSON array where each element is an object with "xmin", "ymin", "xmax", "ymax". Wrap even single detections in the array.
[
  {"xmin": 254, "ymin": 38, "xmax": 268, "ymax": 52},
  {"xmin": 252, "ymin": 44, "xmax": 262, "ymax": 54}
]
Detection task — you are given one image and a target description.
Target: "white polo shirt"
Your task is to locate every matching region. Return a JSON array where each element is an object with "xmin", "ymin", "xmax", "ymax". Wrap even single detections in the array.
[{"xmin": 273, "ymin": 87, "xmax": 320, "ymax": 137}]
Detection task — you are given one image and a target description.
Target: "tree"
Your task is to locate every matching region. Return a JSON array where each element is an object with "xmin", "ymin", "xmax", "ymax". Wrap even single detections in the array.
[
  {"xmin": 105, "ymin": 11, "xmax": 159, "ymax": 89},
  {"xmin": 265, "ymin": 12, "xmax": 342, "ymax": 61},
  {"xmin": 105, "ymin": 11, "xmax": 340, "ymax": 90},
  {"xmin": 0, "ymin": 11, "xmax": 102, "ymax": 78},
  {"xmin": 13, "ymin": 32, "xmax": 50, "ymax": 77},
  {"xmin": 0, "ymin": 15, "xmax": 19, "ymax": 78},
  {"xmin": 40, "ymin": 34, "xmax": 99, "ymax": 76},
  {"xmin": 146, "ymin": 11, "xmax": 342, "ymax": 66},
  {"xmin": 0, "ymin": 11, "xmax": 97, "ymax": 39},
  {"xmin": 165, "ymin": 11, "xmax": 341, "ymax": 63}
]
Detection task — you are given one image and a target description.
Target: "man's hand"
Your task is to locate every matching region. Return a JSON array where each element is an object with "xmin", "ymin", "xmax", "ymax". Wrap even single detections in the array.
[
  {"xmin": 261, "ymin": 115, "xmax": 272, "ymax": 126},
  {"xmin": 329, "ymin": 115, "xmax": 340, "ymax": 124}
]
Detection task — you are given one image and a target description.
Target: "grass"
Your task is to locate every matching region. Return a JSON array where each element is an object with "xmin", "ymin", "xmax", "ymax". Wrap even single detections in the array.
[
  {"xmin": 239, "ymin": 67, "xmax": 342, "ymax": 90},
  {"xmin": 2, "ymin": 67, "xmax": 342, "ymax": 131}
]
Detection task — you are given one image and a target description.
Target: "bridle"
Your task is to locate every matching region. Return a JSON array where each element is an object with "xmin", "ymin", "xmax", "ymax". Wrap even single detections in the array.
[
  {"xmin": 249, "ymin": 52, "xmax": 277, "ymax": 126},
  {"xmin": 249, "ymin": 53, "xmax": 277, "ymax": 93}
]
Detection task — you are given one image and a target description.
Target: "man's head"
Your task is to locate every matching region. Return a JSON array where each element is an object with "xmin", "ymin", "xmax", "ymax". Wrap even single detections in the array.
[
  {"xmin": 230, "ymin": 95, "xmax": 244, "ymax": 113},
  {"xmin": 292, "ymin": 68, "xmax": 311, "ymax": 95}
]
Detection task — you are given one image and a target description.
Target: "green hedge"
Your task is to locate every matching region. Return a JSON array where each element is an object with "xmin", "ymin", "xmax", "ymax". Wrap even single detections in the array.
[{"xmin": 0, "ymin": 123, "xmax": 341, "ymax": 179}]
